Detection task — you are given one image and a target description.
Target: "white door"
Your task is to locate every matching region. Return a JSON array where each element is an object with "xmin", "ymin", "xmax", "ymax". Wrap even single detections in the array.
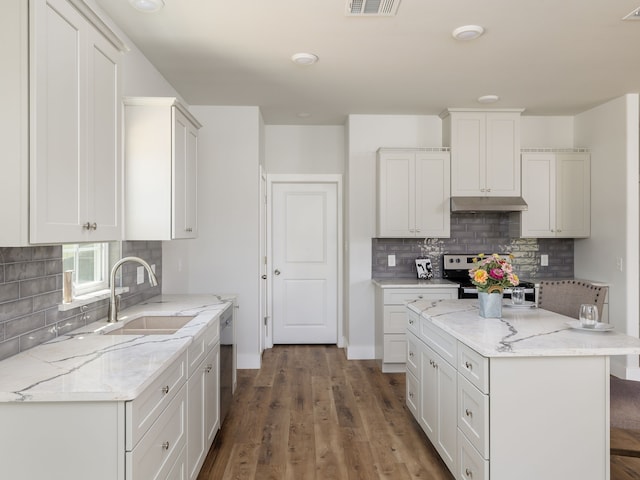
[{"xmin": 271, "ymin": 181, "xmax": 338, "ymax": 344}]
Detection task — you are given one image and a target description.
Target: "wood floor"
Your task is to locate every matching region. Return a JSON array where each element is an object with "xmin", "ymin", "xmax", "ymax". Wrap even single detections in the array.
[{"xmin": 197, "ymin": 345, "xmax": 640, "ymax": 480}]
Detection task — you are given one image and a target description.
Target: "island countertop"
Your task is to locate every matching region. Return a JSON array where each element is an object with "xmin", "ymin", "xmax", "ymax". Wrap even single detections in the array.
[
  {"xmin": 408, "ymin": 298, "xmax": 640, "ymax": 357},
  {"xmin": 0, "ymin": 294, "xmax": 233, "ymax": 403}
]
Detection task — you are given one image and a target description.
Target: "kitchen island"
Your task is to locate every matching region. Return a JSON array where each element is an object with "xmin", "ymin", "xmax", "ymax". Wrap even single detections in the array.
[
  {"xmin": 407, "ymin": 298, "xmax": 640, "ymax": 480},
  {"xmin": 0, "ymin": 294, "xmax": 233, "ymax": 480}
]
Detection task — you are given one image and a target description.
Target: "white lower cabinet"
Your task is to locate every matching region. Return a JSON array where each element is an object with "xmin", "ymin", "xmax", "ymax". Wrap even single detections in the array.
[
  {"xmin": 408, "ymin": 312, "xmax": 610, "ymax": 480},
  {"xmin": 375, "ymin": 284, "xmax": 458, "ymax": 372}
]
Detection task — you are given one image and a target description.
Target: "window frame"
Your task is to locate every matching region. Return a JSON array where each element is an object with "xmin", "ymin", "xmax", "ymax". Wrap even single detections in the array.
[{"xmin": 62, "ymin": 243, "xmax": 110, "ymax": 297}]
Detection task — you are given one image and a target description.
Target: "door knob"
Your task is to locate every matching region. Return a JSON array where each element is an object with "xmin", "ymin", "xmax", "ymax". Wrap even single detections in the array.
[{"xmin": 274, "ymin": 269, "xmax": 281, "ymax": 276}]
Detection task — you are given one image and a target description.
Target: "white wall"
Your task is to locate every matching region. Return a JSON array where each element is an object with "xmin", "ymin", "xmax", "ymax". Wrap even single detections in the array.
[
  {"xmin": 163, "ymin": 106, "xmax": 263, "ymax": 369},
  {"xmin": 346, "ymin": 114, "xmax": 442, "ymax": 359},
  {"xmin": 265, "ymin": 125, "xmax": 345, "ymax": 174},
  {"xmin": 521, "ymin": 116, "xmax": 574, "ymax": 148},
  {"xmin": 574, "ymin": 94, "xmax": 640, "ymax": 379}
]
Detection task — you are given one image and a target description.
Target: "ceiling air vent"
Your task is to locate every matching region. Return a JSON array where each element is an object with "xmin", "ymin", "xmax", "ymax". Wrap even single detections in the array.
[{"xmin": 346, "ymin": 0, "xmax": 400, "ymax": 16}]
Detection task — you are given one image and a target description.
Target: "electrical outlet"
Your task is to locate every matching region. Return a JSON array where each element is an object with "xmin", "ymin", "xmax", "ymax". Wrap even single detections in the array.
[
  {"xmin": 136, "ymin": 266, "xmax": 144, "ymax": 284},
  {"xmin": 388, "ymin": 254, "xmax": 396, "ymax": 267},
  {"xmin": 617, "ymin": 257, "xmax": 624, "ymax": 272},
  {"xmin": 540, "ymin": 254, "xmax": 549, "ymax": 267},
  {"xmin": 151, "ymin": 264, "xmax": 156, "ymax": 274}
]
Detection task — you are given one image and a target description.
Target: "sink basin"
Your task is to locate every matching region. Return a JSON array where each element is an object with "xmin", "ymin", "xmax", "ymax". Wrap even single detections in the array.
[{"xmin": 104, "ymin": 315, "xmax": 195, "ymax": 335}]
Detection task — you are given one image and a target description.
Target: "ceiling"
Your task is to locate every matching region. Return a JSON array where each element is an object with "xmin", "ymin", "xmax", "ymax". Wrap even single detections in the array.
[{"xmin": 95, "ymin": 0, "xmax": 640, "ymax": 125}]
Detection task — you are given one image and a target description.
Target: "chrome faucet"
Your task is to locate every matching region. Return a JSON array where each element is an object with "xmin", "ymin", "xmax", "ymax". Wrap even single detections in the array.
[{"xmin": 108, "ymin": 256, "xmax": 158, "ymax": 323}]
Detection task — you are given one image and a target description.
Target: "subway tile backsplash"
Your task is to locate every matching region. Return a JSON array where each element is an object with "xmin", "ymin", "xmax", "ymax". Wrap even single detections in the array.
[
  {"xmin": 372, "ymin": 212, "xmax": 574, "ymax": 280},
  {"xmin": 0, "ymin": 241, "xmax": 162, "ymax": 361}
]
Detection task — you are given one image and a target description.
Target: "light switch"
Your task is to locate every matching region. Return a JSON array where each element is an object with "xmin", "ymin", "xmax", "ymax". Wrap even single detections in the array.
[
  {"xmin": 136, "ymin": 266, "xmax": 145, "ymax": 284},
  {"xmin": 388, "ymin": 254, "xmax": 396, "ymax": 267},
  {"xmin": 540, "ymin": 254, "xmax": 549, "ymax": 267}
]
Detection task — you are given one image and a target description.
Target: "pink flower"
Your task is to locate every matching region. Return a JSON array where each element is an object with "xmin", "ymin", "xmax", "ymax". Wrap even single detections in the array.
[{"xmin": 489, "ymin": 268, "xmax": 505, "ymax": 280}]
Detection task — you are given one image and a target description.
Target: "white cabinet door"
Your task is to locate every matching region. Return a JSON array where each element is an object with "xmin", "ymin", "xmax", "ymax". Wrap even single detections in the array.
[
  {"xmin": 449, "ymin": 112, "xmax": 485, "ymax": 196},
  {"xmin": 419, "ymin": 343, "xmax": 457, "ymax": 473},
  {"xmin": 446, "ymin": 110, "xmax": 522, "ymax": 197},
  {"xmin": 124, "ymin": 98, "xmax": 201, "ymax": 241},
  {"xmin": 521, "ymin": 153, "xmax": 555, "ymax": 237},
  {"xmin": 204, "ymin": 344, "xmax": 220, "ymax": 447},
  {"xmin": 556, "ymin": 153, "xmax": 590, "ymax": 238},
  {"xmin": 377, "ymin": 149, "xmax": 450, "ymax": 238},
  {"xmin": 414, "ymin": 152, "xmax": 451, "ymax": 238},
  {"xmin": 173, "ymin": 108, "xmax": 199, "ymax": 239},
  {"xmin": 377, "ymin": 151, "xmax": 414, "ymax": 237},
  {"xmin": 30, "ymin": 0, "xmax": 121, "ymax": 243},
  {"xmin": 521, "ymin": 152, "xmax": 590, "ymax": 238},
  {"xmin": 485, "ymin": 112, "xmax": 521, "ymax": 196}
]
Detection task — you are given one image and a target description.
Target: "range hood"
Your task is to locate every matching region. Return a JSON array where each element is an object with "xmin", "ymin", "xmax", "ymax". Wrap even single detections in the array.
[{"xmin": 451, "ymin": 196, "xmax": 528, "ymax": 212}]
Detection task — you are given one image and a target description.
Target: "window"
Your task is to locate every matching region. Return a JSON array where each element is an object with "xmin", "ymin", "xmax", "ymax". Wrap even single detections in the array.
[{"xmin": 62, "ymin": 243, "xmax": 110, "ymax": 296}]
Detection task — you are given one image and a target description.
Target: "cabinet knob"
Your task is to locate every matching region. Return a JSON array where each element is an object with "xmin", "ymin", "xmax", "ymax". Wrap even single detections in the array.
[
  {"xmin": 185, "ymin": 227, "xmax": 193, "ymax": 232},
  {"xmin": 408, "ymin": 319, "xmax": 414, "ymax": 325},
  {"xmin": 465, "ymin": 408, "xmax": 473, "ymax": 418},
  {"xmin": 162, "ymin": 441, "xmax": 170, "ymax": 450},
  {"xmin": 465, "ymin": 361, "xmax": 472, "ymax": 370},
  {"xmin": 409, "ymin": 351, "xmax": 414, "ymax": 358},
  {"xmin": 409, "ymin": 391, "xmax": 414, "ymax": 399},
  {"xmin": 486, "ymin": 188, "xmax": 491, "ymax": 192},
  {"xmin": 161, "ymin": 385, "xmax": 170, "ymax": 395},
  {"xmin": 557, "ymin": 229, "xmax": 562, "ymax": 233},
  {"xmin": 465, "ymin": 467, "xmax": 473, "ymax": 478},
  {"xmin": 550, "ymin": 229, "xmax": 555, "ymax": 232},
  {"xmin": 480, "ymin": 188, "xmax": 485, "ymax": 192},
  {"xmin": 205, "ymin": 364, "xmax": 213, "ymax": 373},
  {"xmin": 82, "ymin": 222, "xmax": 98, "ymax": 230},
  {"xmin": 417, "ymin": 295, "xmax": 423, "ymax": 299}
]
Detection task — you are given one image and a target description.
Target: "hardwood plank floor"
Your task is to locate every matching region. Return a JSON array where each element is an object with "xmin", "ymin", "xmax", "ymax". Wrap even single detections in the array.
[
  {"xmin": 197, "ymin": 345, "xmax": 453, "ymax": 480},
  {"xmin": 197, "ymin": 345, "xmax": 640, "ymax": 479}
]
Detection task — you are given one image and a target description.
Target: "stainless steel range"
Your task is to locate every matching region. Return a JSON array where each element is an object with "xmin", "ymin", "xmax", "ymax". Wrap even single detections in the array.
[{"xmin": 442, "ymin": 253, "xmax": 536, "ymax": 302}]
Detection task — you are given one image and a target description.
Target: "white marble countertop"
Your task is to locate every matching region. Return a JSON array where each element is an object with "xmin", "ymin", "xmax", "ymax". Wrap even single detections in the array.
[
  {"xmin": 408, "ymin": 298, "xmax": 640, "ymax": 357},
  {"xmin": 372, "ymin": 278, "xmax": 460, "ymax": 288},
  {"xmin": 0, "ymin": 294, "xmax": 233, "ymax": 403}
]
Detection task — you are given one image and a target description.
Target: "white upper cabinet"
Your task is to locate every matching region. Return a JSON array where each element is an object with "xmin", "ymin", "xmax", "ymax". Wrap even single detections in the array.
[
  {"xmin": 442, "ymin": 109, "xmax": 524, "ymax": 197},
  {"xmin": 124, "ymin": 98, "xmax": 201, "ymax": 241},
  {"xmin": 29, "ymin": 0, "xmax": 124, "ymax": 243},
  {"xmin": 377, "ymin": 149, "xmax": 451, "ymax": 238},
  {"xmin": 0, "ymin": 0, "xmax": 125, "ymax": 245},
  {"xmin": 520, "ymin": 151, "xmax": 591, "ymax": 238}
]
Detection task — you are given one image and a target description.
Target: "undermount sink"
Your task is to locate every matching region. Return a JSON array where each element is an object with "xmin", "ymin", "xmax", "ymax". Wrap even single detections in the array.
[{"xmin": 103, "ymin": 315, "xmax": 195, "ymax": 335}]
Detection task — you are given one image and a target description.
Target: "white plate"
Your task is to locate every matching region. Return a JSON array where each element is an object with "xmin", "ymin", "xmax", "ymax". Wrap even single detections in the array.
[
  {"xmin": 565, "ymin": 320, "xmax": 614, "ymax": 332},
  {"xmin": 503, "ymin": 301, "xmax": 536, "ymax": 309}
]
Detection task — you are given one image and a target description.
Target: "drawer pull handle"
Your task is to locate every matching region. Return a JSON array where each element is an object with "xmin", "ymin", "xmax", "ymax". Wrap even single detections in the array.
[
  {"xmin": 161, "ymin": 385, "xmax": 170, "ymax": 395},
  {"xmin": 205, "ymin": 364, "xmax": 213, "ymax": 373},
  {"xmin": 465, "ymin": 361, "xmax": 473, "ymax": 370},
  {"xmin": 465, "ymin": 467, "xmax": 473, "ymax": 477},
  {"xmin": 162, "ymin": 441, "xmax": 170, "ymax": 450},
  {"xmin": 465, "ymin": 408, "xmax": 473, "ymax": 418}
]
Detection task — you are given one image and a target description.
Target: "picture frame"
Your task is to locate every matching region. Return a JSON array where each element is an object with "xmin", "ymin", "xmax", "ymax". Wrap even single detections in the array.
[{"xmin": 415, "ymin": 257, "xmax": 433, "ymax": 280}]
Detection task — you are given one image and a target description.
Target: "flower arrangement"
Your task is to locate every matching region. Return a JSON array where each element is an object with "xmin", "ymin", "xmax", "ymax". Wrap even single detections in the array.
[{"xmin": 469, "ymin": 253, "xmax": 519, "ymax": 294}]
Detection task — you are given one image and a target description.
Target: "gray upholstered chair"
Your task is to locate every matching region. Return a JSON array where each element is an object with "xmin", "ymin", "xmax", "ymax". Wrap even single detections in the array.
[{"xmin": 537, "ymin": 280, "xmax": 608, "ymax": 320}]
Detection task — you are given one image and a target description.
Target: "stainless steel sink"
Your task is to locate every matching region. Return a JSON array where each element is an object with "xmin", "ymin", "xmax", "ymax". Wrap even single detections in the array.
[{"xmin": 103, "ymin": 315, "xmax": 195, "ymax": 335}]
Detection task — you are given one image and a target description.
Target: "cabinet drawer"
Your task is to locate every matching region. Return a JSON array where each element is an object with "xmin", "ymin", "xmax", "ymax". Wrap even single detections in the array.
[
  {"xmin": 187, "ymin": 316, "xmax": 219, "ymax": 377},
  {"xmin": 126, "ymin": 352, "xmax": 187, "ymax": 450},
  {"xmin": 126, "ymin": 383, "xmax": 187, "ymax": 480},
  {"xmin": 406, "ymin": 333, "xmax": 420, "ymax": 377},
  {"xmin": 406, "ymin": 370, "xmax": 419, "ymax": 418},
  {"xmin": 407, "ymin": 309, "xmax": 420, "ymax": 336},
  {"xmin": 458, "ymin": 375, "xmax": 489, "ymax": 459},
  {"xmin": 458, "ymin": 343, "xmax": 489, "ymax": 394},
  {"xmin": 383, "ymin": 305, "xmax": 408, "ymax": 333},
  {"xmin": 457, "ymin": 429, "xmax": 489, "ymax": 480},
  {"xmin": 383, "ymin": 333, "xmax": 406, "ymax": 363},
  {"xmin": 384, "ymin": 289, "xmax": 432, "ymax": 305},
  {"xmin": 420, "ymin": 318, "xmax": 457, "ymax": 367}
]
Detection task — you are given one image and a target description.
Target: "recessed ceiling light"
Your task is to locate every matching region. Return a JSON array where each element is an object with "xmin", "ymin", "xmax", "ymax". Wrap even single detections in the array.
[
  {"xmin": 291, "ymin": 53, "xmax": 319, "ymax": 66},
  {"xmin": 128, "ymin": 0, "xmax": 165, "ymax": 13},
  {"xmin": 478, "ymin": 94, "xmax": 500, "ymax": 104},
  {"xmin": 452, "ymin": 25, "xmax": 485, "ymax": 41}
]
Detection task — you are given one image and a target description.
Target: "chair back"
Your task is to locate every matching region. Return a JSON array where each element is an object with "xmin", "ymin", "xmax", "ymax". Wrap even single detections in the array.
[{"xmin": 537, "ymin": 280, "xmax": 607, "ymax": 320}]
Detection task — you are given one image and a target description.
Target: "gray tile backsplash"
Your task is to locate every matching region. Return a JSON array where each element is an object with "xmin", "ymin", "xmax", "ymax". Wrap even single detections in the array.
[
  {"xmin": 0, "ymin": 241, "xmax": 162, "ymax": 361},
  {"xmin": 372, "ymin": 212, "xmax": 574, "ymax": 281}
]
